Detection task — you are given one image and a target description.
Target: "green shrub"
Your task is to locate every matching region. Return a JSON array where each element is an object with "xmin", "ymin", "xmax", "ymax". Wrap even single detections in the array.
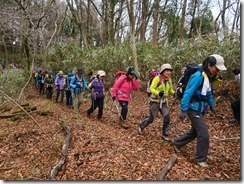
[{"xmin": 0, "ymin": 69, "xmax": 28, "ymax": 103}]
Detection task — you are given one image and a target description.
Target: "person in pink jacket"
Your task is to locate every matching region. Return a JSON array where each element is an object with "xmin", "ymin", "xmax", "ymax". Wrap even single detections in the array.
[{"xmin": 111, "ymin": 66, "xmax": 140, "ymax": 129}]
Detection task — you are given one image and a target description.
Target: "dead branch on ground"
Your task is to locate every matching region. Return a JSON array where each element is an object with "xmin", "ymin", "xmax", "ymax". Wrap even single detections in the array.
[
  {"xmin": 156, "ymin": 154, "xmax": 177, "ymax": 180},
  {"xmin": 50, "ymin": 125, "xmax": 71, "ymax": 180}
]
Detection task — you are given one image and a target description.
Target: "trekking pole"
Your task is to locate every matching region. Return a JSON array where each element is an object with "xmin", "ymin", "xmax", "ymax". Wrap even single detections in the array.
[
  {"xmin": 109, "ymin": 89, "xmax": 124, "ymax": 121},
  {"xmin": 159, "ymin": 96, "xmax": 164, "ymax": 116}
]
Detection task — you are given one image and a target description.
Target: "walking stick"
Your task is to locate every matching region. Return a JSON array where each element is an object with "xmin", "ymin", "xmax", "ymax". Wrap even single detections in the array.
[{"xmin": 109, "ymin": 89, "xmax": 123, "ymax": 121}]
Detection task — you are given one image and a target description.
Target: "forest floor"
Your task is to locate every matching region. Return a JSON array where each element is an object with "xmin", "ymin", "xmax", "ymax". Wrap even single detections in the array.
[{"xmin": 0, "ymin": 79, "xmax": 240, "ymax": 180}]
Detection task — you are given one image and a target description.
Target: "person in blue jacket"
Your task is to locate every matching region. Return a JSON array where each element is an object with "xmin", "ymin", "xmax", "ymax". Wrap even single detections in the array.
[
  {"xmin": 171, "ymin": 54, "xmax": 227, "ymax": 169},
  {"xmin": 70, "ymin": 68, "xmax": 89, "ymax": 113}
]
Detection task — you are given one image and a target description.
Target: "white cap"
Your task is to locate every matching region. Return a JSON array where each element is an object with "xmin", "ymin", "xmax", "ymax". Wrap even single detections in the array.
[
  {"xmin": 160, "ymin": 63, "xmax": 172, "ymax": 74},
  {"xmin": 210, "ymin": 54, "xmax": 227, "ymax": 71},
  {"xmin": 97, "ymin": 70, "xmax": 106, "ymax": 76}
]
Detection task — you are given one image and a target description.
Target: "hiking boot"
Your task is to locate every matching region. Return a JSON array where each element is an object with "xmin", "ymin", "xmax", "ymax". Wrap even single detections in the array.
[
  {"xmin": 229, "ymin": 118, "xmax": 237, "ymax": 124},
  {"xmin": 163, "ymin": 124, "xmax": 169, "ymax": 136},
  {"xmin": 138, "ymin": 125, "xmax": 144, "ymax": 135},
  {"xmin": 120, "ymin": 121, "xmax": 129, "ymax": 129},
  {"xmin": 161, "ymin": 135, "xmax": 171, "ymax": 142},
  {"xmin": 197, "ymin": 161, "xmax": 211, "ymax": 169},
  {"xmin": 121, "ymin": 123, "xmax": 129, "ymax": 129},
  {"xmin": 171, "ymin": 140, "xmax": 181, "ymax": 153}
]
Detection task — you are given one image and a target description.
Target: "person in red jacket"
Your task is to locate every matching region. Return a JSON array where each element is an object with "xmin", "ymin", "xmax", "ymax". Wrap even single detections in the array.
[{"xmin": 111, "ymin": 66, "xmax": 140, "ymax": 129}]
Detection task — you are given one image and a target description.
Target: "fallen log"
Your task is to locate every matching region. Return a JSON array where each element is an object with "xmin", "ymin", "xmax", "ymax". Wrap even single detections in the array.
[
  {"xmin": 50, "ymin": 125, "xmax": 71, "ymax": 180},
  {"xmin": 0, "ymin": 108, "xmax": 49, "ymax": 118},
  {"xmin": 156, "ymin": 154, "xmax": 177, "ymax": 180}
]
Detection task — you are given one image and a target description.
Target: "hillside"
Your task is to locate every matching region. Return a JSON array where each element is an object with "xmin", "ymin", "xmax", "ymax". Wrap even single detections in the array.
[{"xmin": 0, "ymin": 80, "xmax": 240, "ymax": 180}]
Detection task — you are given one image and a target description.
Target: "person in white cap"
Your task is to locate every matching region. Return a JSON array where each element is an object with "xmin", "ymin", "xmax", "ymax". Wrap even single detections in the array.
[
  {"xmin": 87, "ymin": 70, "xmax": 106, "ymax": 120},
  {"xmin": 138, "ymin": 63, "xmax": 175, "ymax": 140},
  {"xmin": 171, "ymin": 54, "xmax": 227, "ymax": 169},
  {"xmin": 54, "ymin": 70, "xmax": 65, "ymax": 103}
]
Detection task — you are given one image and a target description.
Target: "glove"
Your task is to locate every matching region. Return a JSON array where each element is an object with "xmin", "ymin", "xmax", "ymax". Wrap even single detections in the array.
[
  {"xmin": 217, "ymin": 75, "xmax": 223, "ymax": 80},
  {"xmin": 159, "ymin": 91, "xmax": 164, "ymax": 97},
  {"xmin": 56, "ymin": 84, "xmax": 60, "ymax": 90},
  {"xmin": 233, "ymin": 68, "xmax": 240, "ymax": 75},
  {"xmin": 112, "ymin": 96, "xmax": 116, "ymax": 102},
  {"xmin": 134, "ymin": 74, "xmax": 138, "ymax": 80},
  {"xmin": 72, "ymin": 85, "xmax": 76, "ymax": 88},
  {"xmin": 210, "ymin": 106, "xmax": 216, "ymax": 114},
  {"xmin": 179, "ymin": 111, "xmax": 187, "ymax": 121}
]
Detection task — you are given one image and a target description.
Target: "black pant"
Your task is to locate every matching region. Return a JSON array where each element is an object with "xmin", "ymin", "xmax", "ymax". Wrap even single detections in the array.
[
  {"xmin": 87, "ymin": 97, "xmax": 104, "ymax": 119},
  {"xmin": 231, "ymin": 98, "xmax": 240, "ymax": 124},
  {"xmin": 39, "ymin": 83, "xmax": 45, "ymax": 95},
  {"xmin": 119, "ymin": 101, "xmax": 128, "ymax": 121},
  {"xmin": 66, "ymin": 90, "xmax": 72, "ymax": 106},
  {"xmin": 55, "ymin": 89, "xmax": 64, "ymax": 102},
  {"xmin": 174, "ymin": 109, "xmax": 209, "ymax": 162},
  {"xmin": 46, "ymin": 86, "xmax": 53, "ymax": 99}
]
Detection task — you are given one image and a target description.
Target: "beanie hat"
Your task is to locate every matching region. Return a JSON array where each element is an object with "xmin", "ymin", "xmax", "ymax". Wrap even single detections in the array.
[
  {"xmin": 77, "ymin": 68, "xmax": 84, "ymax": 74},
  {"xmin": 67, "ymin": 72, "xmax": 73, "ymax": 77},
  {"xmin": 127, "ymin": 66, "xmax": 135, "ymax": 75}
]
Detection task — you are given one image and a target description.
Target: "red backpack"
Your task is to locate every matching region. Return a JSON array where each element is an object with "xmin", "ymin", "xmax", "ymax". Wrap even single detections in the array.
[
  {"xmin": 115, "ymin": 70, "xmax": 127, "ymax": 81},
  {"xmin": 146, "ymin": 69, "xmax": 161, "ymax": 96}
]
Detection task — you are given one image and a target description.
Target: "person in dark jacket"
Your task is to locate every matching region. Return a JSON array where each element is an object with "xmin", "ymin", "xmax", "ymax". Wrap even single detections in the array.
[
  {"xmin": 65, "ymin": 72, "xmax": 73, "ymax": 108},
  {"xmin": 44, "ymin": 71, "xmax": 54, "ymax": 100},
  {"xmin": 87, "ymin": 70, "xmax": 106, "ymax": 120},
  {"xmin": 171, "ymin": 54, "xmax": 227, "ymax": 169},
  {"xmin": 229, "ymin": 68, "xmax": 240, "ymax": 125}
]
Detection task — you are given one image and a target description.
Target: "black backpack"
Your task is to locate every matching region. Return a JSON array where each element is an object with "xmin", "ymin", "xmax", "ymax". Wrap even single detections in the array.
[{"xmin": 175, "ymin": 63, "xmax": 200, "ymax": 99}]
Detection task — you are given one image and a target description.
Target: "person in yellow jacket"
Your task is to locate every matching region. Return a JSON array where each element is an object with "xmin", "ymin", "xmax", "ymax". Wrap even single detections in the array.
[{"xmin": 138, "ymin": 63, "xmax": 175, "ymax": 140}]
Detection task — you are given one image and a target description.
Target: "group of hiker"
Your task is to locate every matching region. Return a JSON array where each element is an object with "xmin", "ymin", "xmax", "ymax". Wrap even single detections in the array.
[{"xmin": 32, "ymin": 53, "xmax": 240, "ymax": 169}]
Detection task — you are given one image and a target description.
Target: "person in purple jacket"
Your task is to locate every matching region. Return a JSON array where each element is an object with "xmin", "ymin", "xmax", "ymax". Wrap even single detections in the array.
[
  {"xmin": 111, "ymin": 66, "xmax": 140, "ymax": 129},
  {"xmin": 87, "ymin": 70, "xmax": 106, "ymax": 120},
  {"xmin": 55, "ymin": 70, "xmax": 65, "ymax": 103}
]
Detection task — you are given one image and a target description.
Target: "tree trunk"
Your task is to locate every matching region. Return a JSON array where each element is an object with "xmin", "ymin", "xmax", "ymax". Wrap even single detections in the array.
[
  {"xmin": 126, "ymin": 0, "xmax": 139, "ymax": 75},
  {"xmin": 109, "ymin": 0, "xmax": 115, "ymax": 44},
  {"xmin": 222, "ymin": 0, "xmax": 228, "ymax": 37},
  {"xmin": 178, "ymin": 0, "xmax": 187, "ymax": 45},
  {"xmin": 140, "ymin": 0, "xmax": 148, "ymax": 41},
  {"xmin": 188, "ymin": 0, "xmax": 197, "ymax": 39},
  {"xmin": 151, "ymin": 0, "xmax": 159, "ymax": 48}
]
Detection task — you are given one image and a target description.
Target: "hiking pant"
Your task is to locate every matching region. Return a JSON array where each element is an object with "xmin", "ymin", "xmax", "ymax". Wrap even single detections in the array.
[
  {"xmin": 46, "ymin": 86, "xmax": 53, "ymax": 100},
  {"xmin": 118, "ymin": 100, "xmax": 128, "ymax": 121},
  {"xmin": 39, "ymin": 83, "xmax": 45, "ymax": 95},
  {"xmin": 55, "ymin": 89, "xmax": 64, "ymax": 103},
  {"xmin": 231, "ymin": 98, "xmax": 240, "ymax": 124},
  {"xmin": 174, "ymin": 109, "xmax": 209, "ymax": 162},
  {"xmin": 66, "ymin": 90, "xmax": 72, "ymax": 106},
  {"xmin": 72, "ymin": 92, "xmax": 83, "ymax": 113},
  {"xmin": 139, "ymin": 102, "xmax": 170, "ymax": 132},
  {"xmin": 87, "ymin": 97, "xmax": 104, "ymax": 119}
]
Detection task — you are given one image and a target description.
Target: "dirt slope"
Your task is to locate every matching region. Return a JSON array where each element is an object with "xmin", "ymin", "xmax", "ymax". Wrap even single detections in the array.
[{"xmin": 0, "ymin": 80, "xmax": 240, "ymax": 180}]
